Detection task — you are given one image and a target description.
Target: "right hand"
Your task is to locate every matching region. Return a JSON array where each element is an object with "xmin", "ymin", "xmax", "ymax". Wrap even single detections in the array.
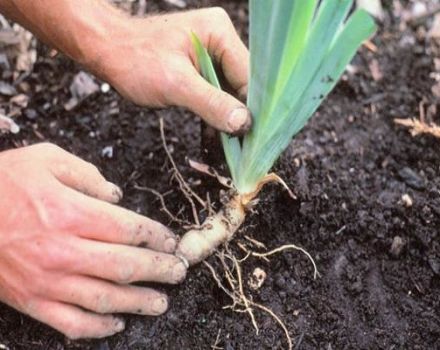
[{"xmin": 0, "ymin": 143, "xmax": 187, "ymax": 339}]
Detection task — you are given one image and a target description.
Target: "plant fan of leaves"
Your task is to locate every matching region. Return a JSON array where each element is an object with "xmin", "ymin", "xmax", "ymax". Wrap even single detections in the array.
[{"xmin": 192, "ymin": 0, "xmax": 377, "ymax": 194}]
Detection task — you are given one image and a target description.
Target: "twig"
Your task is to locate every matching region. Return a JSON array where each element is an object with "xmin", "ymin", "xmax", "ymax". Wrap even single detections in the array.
[{"xmin": 363, "ymin": 40, "xmax": 378, "ymax": 53}]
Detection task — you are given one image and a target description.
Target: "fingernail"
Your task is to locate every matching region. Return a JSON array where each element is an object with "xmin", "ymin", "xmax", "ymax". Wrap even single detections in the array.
[
  {"xmin": 227, "ymin": 108, "xmax": 252, "ymax": 136},
  {"xmin": 114, "ymin": 318, "xmax": 125, "ymax": 332},
  {"xmin": 109, "ymin": 182, "xmax": 123, "ymax": 202},
  {"xmin": 152, "ymin": 296, "xmax": 168, "ymax": 315},
  {"xmin": 164, "ymin": 238, "xmax": 177, "ymax": 253},
  {"xmin": 238, "ymin": 85, "xmax": 248, "ymax": 104},
  {"xmin": 172, "ymin": 261, "xmax": 187, "ymax": 283}
]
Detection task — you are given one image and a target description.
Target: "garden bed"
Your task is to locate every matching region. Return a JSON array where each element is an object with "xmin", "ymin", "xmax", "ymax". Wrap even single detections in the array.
[{"xmin": 0, "ymin": 1, "xmax": 439, "ymax": 349}]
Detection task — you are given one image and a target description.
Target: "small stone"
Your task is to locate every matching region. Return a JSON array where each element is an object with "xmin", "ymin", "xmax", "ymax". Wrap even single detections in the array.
[
  {"xmin": 24, "ymin": 109, "xmax": 38, "ymax": 120},
  {"xmin": 390, "ymin": 236, "xmax": 405, "ymax": 257},
  {"xmin": 369, "ymin": 59, "xmax": 383, "ymax": 81},
  {"xmin": 101, "ymin": 83, "xmax": 111, "ymax": 93},
  {"xmin": 428, "ymin": 258, "xmax": 439, "ymax": 275},
  {"xmin": 0, "ymin": 114, "xmax": 20, "ymax": 134},
  {"xmin": 0, "ymin": 81, "xmax": 17, "ymax": 96},
  {"xmin": 10, "ymin": 93, "xmax": 29, "ymax": 108},
  {"xmin": 101, "ymin": 146, "xmax": 114, "ymax": 159},
  {"xmin": 398, "ymin": 167, "xmax": 426, "ymax": 190},
  {"xmin": 400, "ymin": 194, "xmax": 413, "ymax": 208}
]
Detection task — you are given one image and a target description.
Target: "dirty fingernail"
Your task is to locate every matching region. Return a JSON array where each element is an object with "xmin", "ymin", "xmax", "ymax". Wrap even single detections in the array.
[
  {"xmin": 108, "ymin": 182, "xmax": 123, "ymax": 202},
  {"xmin": 227, "ymin": 108, "xmax": 252, "ymax": 135},
  {"xmin": 238, "ymin": 85, "xmax": 248, "ymax": 104},
  {"xmin": 114, "ymin": 318, "xmax": 125, "ymax": 332},
  {"xmin": 164, "ymin": 238, "xmax": 177, "ymax": 253},
  {"xmin": 152, "ymin": 296, "xmax": 168, "ymax": 315},
  {"xmin": 172, "ymin": 261, "xmax": 187, "ymax": 283}
]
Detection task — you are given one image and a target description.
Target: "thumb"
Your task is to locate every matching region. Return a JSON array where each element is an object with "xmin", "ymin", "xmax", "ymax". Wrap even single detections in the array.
[{"xmin": 174, "ymin": 73, "xmax": 252, "ymax": 136}]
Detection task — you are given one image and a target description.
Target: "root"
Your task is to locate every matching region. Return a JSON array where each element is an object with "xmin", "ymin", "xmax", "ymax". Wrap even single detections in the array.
[
  {"xmin": 251, "ymin": 245, "xmax": 320, "ymax": 279},
  {"xmin": 176, "ymin": 171, "xmax": 298, "ymax": 265},
  {"xmin": 204, "ymin": 244, "xmax": 297, "ymax": 350},
  {"xmin": 133, "ymin": 184, "xmax": 191, "ymax": 226},
  {"xmin": 160, "ymin": 118, "xmax": 206, "ymax": 225},
  {"xmin": 211, "ymin": 329, "xmax": 222, "ymax": 350},
  {"xmin": 395, "ymin": 118, "xmax": 440, "ymax": 139}
]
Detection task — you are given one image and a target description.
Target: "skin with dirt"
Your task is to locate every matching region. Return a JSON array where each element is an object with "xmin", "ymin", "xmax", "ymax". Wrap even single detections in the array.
[{"xmin": 0, "ymin": 0, "xmax": 439, "ymax": 349}]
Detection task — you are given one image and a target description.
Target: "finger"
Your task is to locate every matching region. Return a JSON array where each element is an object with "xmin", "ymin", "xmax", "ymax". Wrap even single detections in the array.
[
  {"xmin": 51, "ymin": 276, "xmax": 168, "ymax": 316},
  {"xmin": 28, "ymin": 301, "xmax": 125, "ymax": 339},
  {"xmin": 208, "ymin": 25, "xmax": 250, "ymax": 99},
  {"xmin": 66, "ymin": 188, "xmax": 177, "ymax": 253},
  {"xmin": 71, "ymin": 238, "xmax": 187, "ymax": 285},
  {"xmin": 174, "ymin": 71, "xmax": 252, "ymax": 136},
  {"xmin": 50, "ymin": 150, "xmax": 122, "ymax": 204}
]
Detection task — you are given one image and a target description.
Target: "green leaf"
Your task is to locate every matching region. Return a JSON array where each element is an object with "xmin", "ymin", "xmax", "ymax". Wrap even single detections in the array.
[
  {"xmin": 190, "ymin": 2, "xmax": 377, "ymax": 195},
  {"xmin": 236, "ymin": 1, "xmax": 376, "ymax": 193},
  {"xmin": 190, "ymin": 33, "xmax": 241, "ymax": 183}
]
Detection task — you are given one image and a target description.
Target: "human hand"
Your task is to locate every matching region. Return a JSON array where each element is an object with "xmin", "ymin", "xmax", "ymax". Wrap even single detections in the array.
[
  {"xmin": 94, "ymin": 8, "xmax": 251, "ymax": 135},
  {"xmin": 0, "ymin": 143, "xmax": 187, "ymax": 339}
]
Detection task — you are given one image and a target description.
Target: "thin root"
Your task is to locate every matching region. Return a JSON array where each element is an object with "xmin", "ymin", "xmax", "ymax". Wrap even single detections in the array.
[
  {"xmin": 159, "ymin": 118, "xmax": 216, "ymax": 226},
  {"xmin": 244, "ymin": 235, "xmax": 267, "ymax": 250},
  {"xmin": 211, "ymin": 329, "xmax": 223, "ymax": 350},
  {"xmin": 252, "ymin": 245, "xmax": 320, "ymax": 280},
  {"xmin": 133, "ymin": 184, "xmax": 191, "ymax": 225},
  {"xmin": 204, "ymin": 246, "xmax": 294, "ymax": 350},
  {"xmin": 242, "ymin": 173, "xmax": 297, "ymax": 206},
  {"xmin": 251, "ymin": 302, "xmax": 293, "ymax": 350},
  {"xmin": 394, "ymin": 118, "xmax": 440, "ymax": 139}
]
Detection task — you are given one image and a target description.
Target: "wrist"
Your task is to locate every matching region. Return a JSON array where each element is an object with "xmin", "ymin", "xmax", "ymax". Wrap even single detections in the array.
[{"xmin": 70, "ymin": 2, "xmax": 131, "ymax": 78}]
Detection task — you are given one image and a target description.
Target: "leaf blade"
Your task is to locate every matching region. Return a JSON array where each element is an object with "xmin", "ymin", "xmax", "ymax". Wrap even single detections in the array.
[{"xmin": 190, "ymin": 33, "xmax": 242, "ymax": 183}]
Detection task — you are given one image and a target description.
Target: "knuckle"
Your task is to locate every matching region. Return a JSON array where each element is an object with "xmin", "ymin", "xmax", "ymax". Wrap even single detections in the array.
[
  {"xmin": 35, "ymin": 237, "xmax": 73, "ymax": 271},
  {"xmin": 205, "ymin": 88, "xmax": 224, "ymax": 114},
  {"xmin": 34, "ymin": 142, "xmax": 62, "ymax": 155},
  {"xmin": 116, "ymin": 264, "xmax": 136, "ymax": 284},
  {"xmin": 54, "ymin": 161, "xmax": 72, "ymax": 179},
  {"xmin": 94, "ymin": 292, "xmax": 112, "ymax": 314},
  {"xmin": 162, "ymin": 65, "xmax": 189, "ymax": 99},
  {"xmin": 209, "ymin": 7, "xmax": 230, "ymax": 22},
  {"xmin": 125, "ymin": 221, "xmax": 142, "ymax": 246}
]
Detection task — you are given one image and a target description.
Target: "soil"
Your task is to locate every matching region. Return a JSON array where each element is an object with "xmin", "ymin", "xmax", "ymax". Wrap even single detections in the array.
[{"xmin": 1, "ymin": 1, "xmax": 439, "ymax": 349}]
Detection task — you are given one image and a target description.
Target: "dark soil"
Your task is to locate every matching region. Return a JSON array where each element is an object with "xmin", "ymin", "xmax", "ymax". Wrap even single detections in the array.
[{"xmin": 1, "ymin": 1, "xmax": 439, "ymax": 349}]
